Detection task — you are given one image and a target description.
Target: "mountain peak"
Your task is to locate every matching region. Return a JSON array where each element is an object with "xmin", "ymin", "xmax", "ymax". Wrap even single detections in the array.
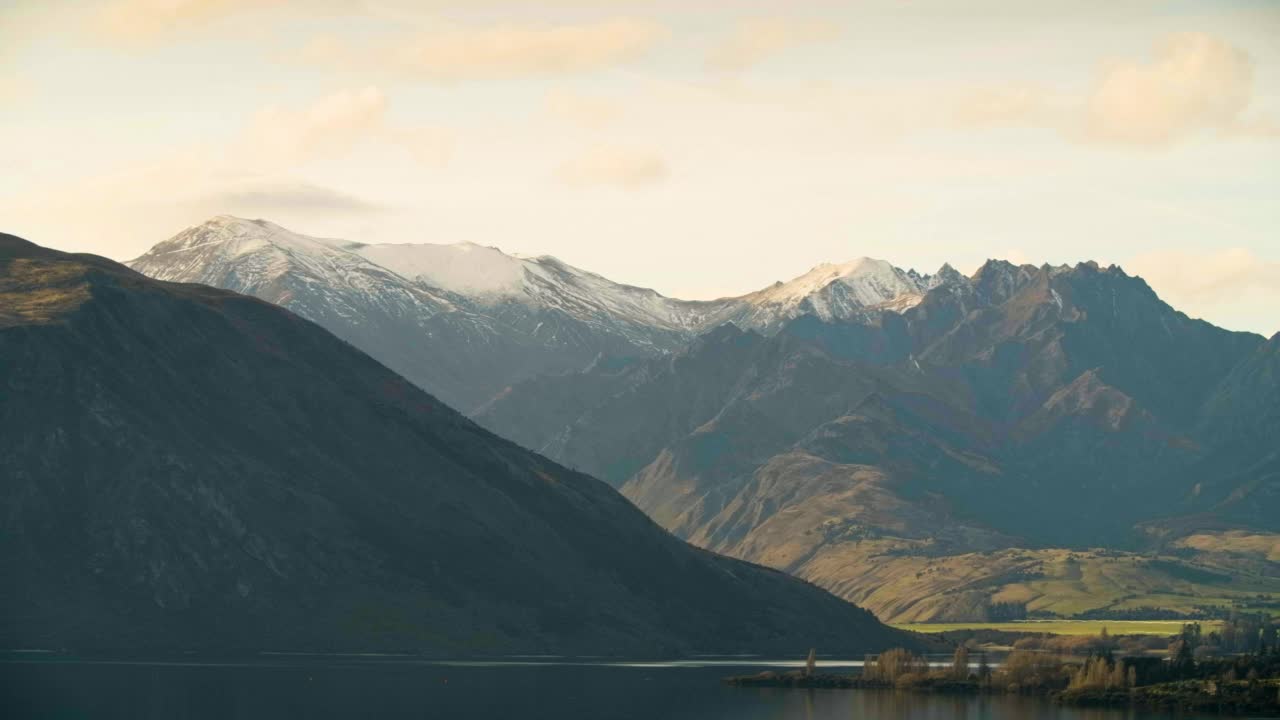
[{"xmin": 750, "ymin": 257, "xmax": 918, "ymax": 304}]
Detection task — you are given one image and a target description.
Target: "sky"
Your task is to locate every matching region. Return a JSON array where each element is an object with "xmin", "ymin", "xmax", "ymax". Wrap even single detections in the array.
[{"xmin": 2, "ymin": 0, "xmax": 1278, "ymax": 335}]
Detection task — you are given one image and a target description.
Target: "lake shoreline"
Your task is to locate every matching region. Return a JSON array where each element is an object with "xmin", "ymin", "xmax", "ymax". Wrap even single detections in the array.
[{"xmin": 724, "ymin": 669, "xmax": 1280, "ymax": 716}]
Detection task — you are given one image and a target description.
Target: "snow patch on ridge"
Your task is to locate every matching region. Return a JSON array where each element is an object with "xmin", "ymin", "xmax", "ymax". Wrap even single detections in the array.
[
  {"xmin": 130, "ymin": 216, "xmax": 972, "ymax": 343},
  {"xmin": 356, "ymin": 242, "xmax": 527, "ymax": 296}
]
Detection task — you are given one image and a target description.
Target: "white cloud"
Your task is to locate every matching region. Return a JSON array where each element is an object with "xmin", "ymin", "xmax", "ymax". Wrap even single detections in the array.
[
  {"xmin": 1083, "ymin": 32, "xmax": 1256, "ymax": 146},
  {"xmin": 204, "ymin": 180, "xmax": 385, "ymax": 215},
  {"xmin": 944, "ymin": 32, "xmax": 1275, "ymax": 148},
  {"xmin": 708, "ymin": 18, "xmax": 838, "ymax": 72},
  {"xmin": 557, "ymin": 146, "xmax": 668, "ymax": 189},
  {"xmin": 237, "ymin": 86, "xmax": 388, "ymax": 171}
]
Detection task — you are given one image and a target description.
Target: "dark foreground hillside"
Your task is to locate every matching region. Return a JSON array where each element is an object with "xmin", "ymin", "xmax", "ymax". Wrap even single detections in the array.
[{"xmin": 0, "ymin": 233, "xmax": 913, "ymax": 656}]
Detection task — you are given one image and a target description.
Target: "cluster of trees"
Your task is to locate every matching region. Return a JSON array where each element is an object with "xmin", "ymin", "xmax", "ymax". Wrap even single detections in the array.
[
  {"xmin": 862, "ymin": 646, "xmax": 1067, "ymax": 693},
  {"xmin": 1078, "ymin": 606, "xmax": 1212, "ymax": 621},
  {"xmin": 863, "ymin": 620, "xmax": 1280, "ymax": 695},
  {"xmin": 1068, "ymin": 653, "xmax": 1136, "ymax": 691},
  {"xmin": 862, "ymin": 648, "xmax": 932, "ymax": 684},
  {"xmin": 985, "ymin": 601, "xmax": 1027, "ymax": 621},
  {"xmin": 1173, "ymin": 614, "xmax": 1278, "ymax": 662}
]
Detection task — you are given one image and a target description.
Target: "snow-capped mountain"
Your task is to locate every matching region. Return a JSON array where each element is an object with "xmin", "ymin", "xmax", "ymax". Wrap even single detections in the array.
[
  {"xmin": 348, "ymin": 241, "xmax": 722, "ymax": 349},
  {"xmin": 129, "ymin": 216, "xmax": 462, "ymax": 323},
  {"xmin": 704, "ymin": 257, "xmax": 959, "ymax": 333},
  {"xmin": 128, "ymin": 216, "xmax": 960, "ymax": 411},
  {"xmin": 128, "ymin": 217, "xmax": 707, "ymax": 411}
]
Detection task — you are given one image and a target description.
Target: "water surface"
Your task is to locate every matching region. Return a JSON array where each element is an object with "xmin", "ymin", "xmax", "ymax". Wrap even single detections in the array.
[{"xmin": 0, "ymin": 656, "xmax": 1213, "ymax": 719}]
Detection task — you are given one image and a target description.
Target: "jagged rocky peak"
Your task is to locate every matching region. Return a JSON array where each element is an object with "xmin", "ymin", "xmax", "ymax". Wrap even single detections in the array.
[{"xmin": 930, "ymin": 262, "xmax": 967, "ymax": 286}]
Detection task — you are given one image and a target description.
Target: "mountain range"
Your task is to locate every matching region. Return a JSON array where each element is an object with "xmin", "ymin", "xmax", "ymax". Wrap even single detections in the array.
[
  {"xmin": 480, "ymin": 260, "xmax": 1280, "ymax": 621},
  {"xmin": 0, "ymin": 231, "xmax": 916, "ymax": 655},
  {"xmin": 126, "ymin": 217, "xmax": 1280, "ymax": 624},
  {"xmin": 128, "ymin": 217, "xmax": 958, "ymax": 412}
]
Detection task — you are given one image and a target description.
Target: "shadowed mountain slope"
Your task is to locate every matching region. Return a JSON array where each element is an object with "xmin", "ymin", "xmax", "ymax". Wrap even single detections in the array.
[{"xmin": 0, "ymin": 233, "xmax": 915, "ymax": 656}]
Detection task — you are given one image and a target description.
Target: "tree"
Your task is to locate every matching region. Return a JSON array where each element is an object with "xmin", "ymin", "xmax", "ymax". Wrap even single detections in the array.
[
  {"xmin": 1261, "ymin": 620, "xmax": 1276, "ymax": 653},
  {"xmin": 978, "ymin": 652, "xmax": 992, "ymax": 687},
  {"xmin": 951, "ymin": 645, "xmax": 971, "ymax": 680},
  {"xmin": 866, "ymin": 648, "xmax": 929, "ymax": 685}
]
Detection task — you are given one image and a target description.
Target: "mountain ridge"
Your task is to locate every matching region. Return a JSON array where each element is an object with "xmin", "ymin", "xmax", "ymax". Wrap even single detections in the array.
[
  {"xmin": 0, "ymin": 231, "xmax": 918, "ymax": 654},
  {"xmin": 477, "ymin": 257, "xmax": 1278, "ymax": 622},
  {"xmin": 127, "ymin": 216, "xmax": 1019, "ymax": 411}
]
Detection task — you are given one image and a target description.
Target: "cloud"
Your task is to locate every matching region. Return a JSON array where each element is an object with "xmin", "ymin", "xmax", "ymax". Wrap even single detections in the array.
[
  {"xmin": 94, "ymin": 0, "xmax": 283, "ymax": 42},
  {"xmin": 950, "ymin": 84, "xmax": 1054, "ymax": 129},
  {"xmin": 202, "ymin": 180, "xmax": 385, "ymax": 215},
  {"xmin": 945, "ymin": 33, "xmax": 1275, "ymax": 148},
  {"xmin": 557, "ymin": 146, "xmax": 669, "ymax": 189},
  {"xmin": 386, "ymin": 19, "xmax": 666, "ymax": 81},
  {"xmin": 1, "ymin": 86, "xmax": 415, "ymax": 260},
  {"xmin": 708, "ymin": 18, "xmax": 838, "ymax": 72},
  {"xmin": 233, "ymin": 86, "xmax": 449, "ymax": 169},
  {"xmin": 1083, "ymin": 32, "xmax": 1256, "ymax": 146},
  {"xmin": 237, "ymin": 86, "xmax": 388, "ymax": 171},
  {"xmin": 545, "ymin": 89, "xmax": 621, "ymax": 129}
]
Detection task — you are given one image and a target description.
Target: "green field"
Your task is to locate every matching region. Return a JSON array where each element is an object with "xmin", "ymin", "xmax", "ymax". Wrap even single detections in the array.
[{"xmin": 892, "ymin": 620, "xmax": 1224, "ymax": 636}]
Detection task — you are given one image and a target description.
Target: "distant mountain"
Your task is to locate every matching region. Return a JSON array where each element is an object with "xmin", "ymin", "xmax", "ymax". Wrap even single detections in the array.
[
  {"xmin": 128, "ymin": 217, "xmax": 963, "ymax": 411},
  {"xmin": 478, "ymin": 260, "xmax": 1280, "ymax": 621},
  {"xmin": 708, "ymin": 258, "xmax": 960, "ymax": 333},
  {"xmin": 0, "ymin": 232, "xmax": 917, "ymax": 655},
  {"xmin": 1180, "ymin": 334, "xmax": 1280, "ymax": 529},
  {"xmin": 126, "ymin": 216, "xmax": 698, "ymax": 412}
]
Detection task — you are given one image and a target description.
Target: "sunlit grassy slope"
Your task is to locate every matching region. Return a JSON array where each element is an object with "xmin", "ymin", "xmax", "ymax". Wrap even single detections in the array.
[
  {"xmin": 891, "ymin": 620, "xmax": 1225, "ymax": 636},
  {"xmin": 797, "ymin": 540, "xmax": 1280, "ymax": 623}
]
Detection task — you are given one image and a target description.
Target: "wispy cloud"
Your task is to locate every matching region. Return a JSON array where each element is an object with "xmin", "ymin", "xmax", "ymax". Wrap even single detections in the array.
[
  {"xmin": 708, "ymin": 18, "xmax": 838, "ymax": 72},
  {"xmin": 202, "ymin": 180, "xmax": 385, "ymax": 215},
  {"xmin": 296, "ymin": 19, "xmax": 667, "ymax": 81},
  {"xmin": 557, "ymin": 145, "xmax": 669, "ymax": 189},
  {"xmin": 1082, "ymin": 32, "xmax": 1256, "ymax": 146},
  {"xmin": 237, "ymin": 86, "xmax": 388, "ymax": 171},
  {"xmin": 545, "ymin": 89, "xmax": 621, "ymax": 129},
  {"xmin": 94, "ymin": 0, "xmax": 285, "ymax": 43},
  {"xmin": 949, "ymin": 32, "xmax": 1274, "ymax": 148}
]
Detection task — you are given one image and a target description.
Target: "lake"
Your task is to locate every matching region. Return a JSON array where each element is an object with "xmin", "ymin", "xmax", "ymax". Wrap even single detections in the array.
[{"xmin": 0, "ymin": 656, "xmax": 1216, "ymax": 719}]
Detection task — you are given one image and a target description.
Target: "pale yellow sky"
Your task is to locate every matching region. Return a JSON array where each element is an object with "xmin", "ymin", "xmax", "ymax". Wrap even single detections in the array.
[{"xmin": 2, "ymin": 0, "xmax": 1278, "ymax": 334}]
